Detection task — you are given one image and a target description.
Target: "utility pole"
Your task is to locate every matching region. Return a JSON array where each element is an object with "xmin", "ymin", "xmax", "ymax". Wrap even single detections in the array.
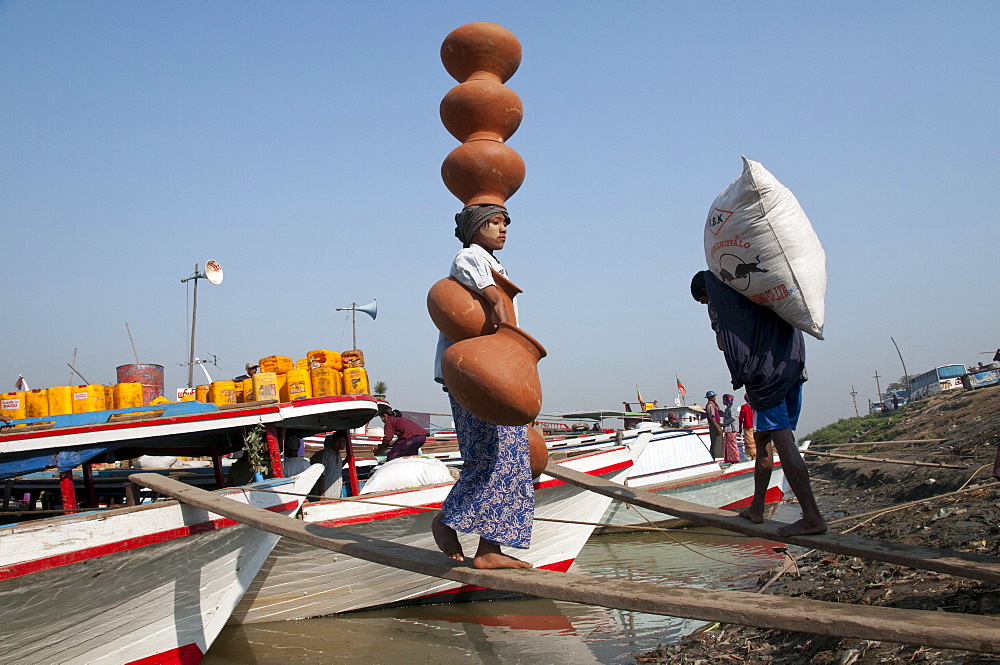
[
  {"xmin": 850, "ymin": 385, "xmax": 860, "ymax": 418},
  {"xmin": 890, "ymin": 336, "xmax": 910, "ymax": 397},
  {"xmin": 873, "ymin": 370, "xmax": 883, "ymax": 403}
]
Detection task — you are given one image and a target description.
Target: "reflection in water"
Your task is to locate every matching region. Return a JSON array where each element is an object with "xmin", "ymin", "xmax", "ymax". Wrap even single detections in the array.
[{"xmin": 203, "ymin": 527, "xmax": 785, "ymax": 665}]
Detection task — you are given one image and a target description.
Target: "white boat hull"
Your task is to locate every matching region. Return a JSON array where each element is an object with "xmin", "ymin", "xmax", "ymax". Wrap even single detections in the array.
[
  {"xmin": 0, "ymin": 468, "xmax": 320, "ymax": 665},
  {"xmin": 230, "ymin": 443, "xmax": 642, "ymax": 624},
  {"xmin": 598, "ymin": 428, "xmax": 789, "ymax": 532}
]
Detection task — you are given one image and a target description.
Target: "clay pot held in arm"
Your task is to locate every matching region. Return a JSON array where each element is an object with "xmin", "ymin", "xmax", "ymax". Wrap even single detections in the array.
[
  {"xmin": 440, "ymin": 322, "xmax": 546, "ymax": 426},
  {"xmin": 427, "ymin": 268, "xmax": 521, "ymax": 342},
  {"xmin": 527, "ymin": 426, "xmax": 549, "ymax": 478}
]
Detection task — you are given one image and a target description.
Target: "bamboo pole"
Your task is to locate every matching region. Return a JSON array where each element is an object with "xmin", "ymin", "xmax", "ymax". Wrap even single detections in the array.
[
  {"xmin": 804, "ymin": 450, "xmax": 967, "ymax": 469},
  {"xmin": 541, "ymin": 464, "xmax": 1000, "ymax": 584},
  {"xmin": 812, "ymin": 439, "xmax": 946, "ymax": 448},
  {"xmin": 129, "ymin": 473, "xmax": 1000, "ymax": 654}
]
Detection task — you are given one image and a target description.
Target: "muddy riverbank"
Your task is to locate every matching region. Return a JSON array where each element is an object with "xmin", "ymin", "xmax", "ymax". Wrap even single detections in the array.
[{"xmin": 637, "ymin": 387, "xmax": 1000, "ymax": 664}]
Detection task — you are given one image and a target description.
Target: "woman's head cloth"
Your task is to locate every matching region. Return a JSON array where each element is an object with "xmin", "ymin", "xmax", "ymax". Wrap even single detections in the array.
[{"xmin": 455, "ymin": 204, "xmax": 509, "ymax": 248}]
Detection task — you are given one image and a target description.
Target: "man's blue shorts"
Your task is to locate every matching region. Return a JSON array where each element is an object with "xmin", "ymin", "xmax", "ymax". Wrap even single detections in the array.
[{"xmin": 755, "ymin": 382, "xmax": 803, "ymax": 432}]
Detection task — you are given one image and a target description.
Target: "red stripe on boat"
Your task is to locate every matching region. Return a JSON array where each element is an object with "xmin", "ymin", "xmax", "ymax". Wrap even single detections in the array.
[
  {"xmin": 125, "ymin": 643, "xmax": 204, "ymax": 665},
  {"xmin": 534, "ymin": 459, "xmax": 632, "ymax": 490},
  {"xmin": 719, "ymin": 485, "xmax": 786, "ymax": 510},
  {"xmin": 0, "ymin": 500, "xmax": 297, "ymax": 581},
  {"xmin": 417, "ymin": 558, "xmax": 574, "ymax": 598}
]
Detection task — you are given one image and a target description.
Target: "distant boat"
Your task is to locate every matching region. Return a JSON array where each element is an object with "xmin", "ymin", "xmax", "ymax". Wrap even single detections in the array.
[{"xmin": 0, "ymin": 467, "xmax": 321, "ymax": 665}]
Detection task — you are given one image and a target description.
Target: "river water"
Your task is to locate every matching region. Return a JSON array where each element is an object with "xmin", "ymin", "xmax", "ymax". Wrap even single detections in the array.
[{"xmin": 203, "ymin": 516, "xmax": 793, "ymax": 665}]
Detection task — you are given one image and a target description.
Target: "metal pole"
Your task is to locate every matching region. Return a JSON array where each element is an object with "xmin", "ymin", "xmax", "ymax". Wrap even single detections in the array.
[
  {"xmin": 351, "ymin": 302, "xmax": 357, "ymax": 350},
  {"xmin": 873, "ymin": 370, "xmax": 882, "ymax": 403},
  {"xmin": 850, "ymin": 385, "xmax": 859, "ymax": 418},
  {"xmin": 188, "ymin": 263, "xmax": 199, "ymax": 388},
  {"xmin": 890, "ymin": 336, "xmax": 910, "ymax": 397}
]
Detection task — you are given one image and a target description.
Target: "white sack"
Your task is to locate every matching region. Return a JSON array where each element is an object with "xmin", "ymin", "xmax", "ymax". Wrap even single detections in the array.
[
  {"xmin": 359, "ymin": 456, "xmax": 454, "ymax": 494},
  {"xmin": 704, "ymin": 157, "xmax": 826, "ymax": 339}
]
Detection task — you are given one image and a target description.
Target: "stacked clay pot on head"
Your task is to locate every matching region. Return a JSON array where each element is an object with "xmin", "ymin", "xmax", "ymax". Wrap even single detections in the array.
[{"xmin": 439, "ymin": 22, "xmax": 525, "ymax": 207}]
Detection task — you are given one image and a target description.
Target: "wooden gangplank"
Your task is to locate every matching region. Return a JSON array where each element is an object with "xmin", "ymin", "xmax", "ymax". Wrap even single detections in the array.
[
  {"xmin": 544, "ymin": 464, "xmax": 1000, "ymax": 584},
  {"xmin": 804, "ymin": 449, "xmax": 968, "ymax": 469},
  {"xmin": 131, "ymin": 473, "xmax": 1000, "ymax": 654}
]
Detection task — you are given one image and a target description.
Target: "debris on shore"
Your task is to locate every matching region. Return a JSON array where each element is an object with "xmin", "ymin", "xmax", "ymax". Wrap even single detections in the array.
[{"xmin": 635, "ymin": 387, "xmax": 1000, "ymax": 664}]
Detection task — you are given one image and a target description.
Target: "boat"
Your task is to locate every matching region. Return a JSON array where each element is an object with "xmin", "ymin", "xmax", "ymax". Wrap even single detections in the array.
[
  {"xmin": 0, "ymin": 466, "xmax": 321, "ymax": 665},
  {"xmin": 0, "ymin": 395, "xmax": 380, "ymax": 510},
  {"xmin": 227, "ymin": 434, "xmax": 650, "ymax": 624},
  {"xmin": 404, "ymin": 414, "xmax": 793, "ymax": 533}
]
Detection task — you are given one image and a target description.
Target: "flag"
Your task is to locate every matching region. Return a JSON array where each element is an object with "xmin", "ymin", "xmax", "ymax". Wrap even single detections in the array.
[
  {"xmin": 636, "ymin": 385, "xmax": 645, "ymax": 411},
  {"xmin": 676, "ymin": 375, "xmax": 686, "ymax": 397}
]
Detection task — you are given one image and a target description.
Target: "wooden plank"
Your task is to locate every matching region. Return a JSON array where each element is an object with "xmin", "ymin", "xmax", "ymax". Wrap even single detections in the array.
[
  {"xmin": 804, "ymin": 450, "xmax": 968, "ymax": 469},
  {"xmin": 542, "ymin": 464, "xmax": 1000, "ymax": 585},
  {"xmin": 130, "ymin": 473, "xmax": 1000, "ymax": 654},
  {"xmin": 813, "ymin": 439, "xmax": 946, "ymax": 448}
]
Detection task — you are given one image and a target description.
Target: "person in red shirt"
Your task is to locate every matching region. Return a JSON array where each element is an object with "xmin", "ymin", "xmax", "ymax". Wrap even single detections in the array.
[
  {"xmin": 376, "ymin": 405, "xmax": 430, "ymax": 461},
  {"xmin": 739, "ymin": 393, "xmax": 756, "ymax": 459}
]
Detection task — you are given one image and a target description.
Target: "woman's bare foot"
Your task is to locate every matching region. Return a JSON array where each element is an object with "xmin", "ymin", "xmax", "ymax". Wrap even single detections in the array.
[
  {"xmin": 738, "ymin": 504, "xmax": 765, "ymax": 524},
  {"xmin": 777, "ymin": 517, "xmax": 828, "ymax": 538},
  {"xmin": 472, "ymin": 538, "xmax": 533, "ymax": 570},
  {"xmin": 431, "ymin": 514, "xmax": 464, "ymax": 561}
]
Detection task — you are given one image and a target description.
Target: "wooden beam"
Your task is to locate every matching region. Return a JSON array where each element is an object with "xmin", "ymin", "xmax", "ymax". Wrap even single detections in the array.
[
  {"xmin": 812, "ymin": 439, "xmax": 946, "ymax": 448},
  {"xmin": 804, "ymin": 450, "xmax": 967, "ymax": 469},
  {"xmin": 542, "ymin": 464, "xmax": 1000, "ymax": 585},
  {"xmin": 129, "ymin": 472, "xmax": 1000, "ymax": 654}
]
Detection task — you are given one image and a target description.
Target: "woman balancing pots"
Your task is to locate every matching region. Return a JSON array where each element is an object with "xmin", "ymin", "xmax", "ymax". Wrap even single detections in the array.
[{"xmin": 431, "ymin": 23, "xmax": 545, "ymax": 571}]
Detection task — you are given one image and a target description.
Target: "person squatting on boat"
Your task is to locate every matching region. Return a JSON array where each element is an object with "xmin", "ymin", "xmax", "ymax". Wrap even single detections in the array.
[
  {"xmin": 311, "ymin": 430, "xmax": 348, "ymax": 499},
  {"xmin": 691, "ymin": 270, "xmax": 827, "ymax": 537},
  {"xmin": 431, "ymin": 204, "xmax": 534, "ymax": 570},
  {"xmin": 282, "ymin": 439, "xmax": 310, "ymax": 477},
  {"xmin": 375, "ymin": 405, "xmax": 430, "ymax": 460}
]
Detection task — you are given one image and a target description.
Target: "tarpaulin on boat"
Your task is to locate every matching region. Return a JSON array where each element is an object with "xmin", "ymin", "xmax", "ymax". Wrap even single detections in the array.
[{"xmin": 0, "ymin": 445, "xmax": 118, "ymax": 480}]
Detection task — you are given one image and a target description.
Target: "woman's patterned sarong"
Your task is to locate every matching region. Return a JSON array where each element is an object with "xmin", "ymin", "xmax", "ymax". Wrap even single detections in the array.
[{"xmin": 440, "ymin": 394, "xmax": 534, "ymax": 549}]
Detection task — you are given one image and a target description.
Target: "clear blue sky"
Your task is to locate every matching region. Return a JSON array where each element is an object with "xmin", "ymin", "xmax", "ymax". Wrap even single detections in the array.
[{"xmin": 2, "ymin": 2, "xmax": 997, "ymax": 434}]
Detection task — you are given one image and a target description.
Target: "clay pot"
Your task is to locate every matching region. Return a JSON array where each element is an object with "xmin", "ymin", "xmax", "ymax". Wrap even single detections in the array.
[
  {"xmin": 440, "ymin": 79, "xmax": 523, "ymax": 143},
  {"xmin": 527, "ymin": 427, "xmax": 549, "ymax": 478},
  {"xmin": 441, "ymin": 22, "xmax": 521, "ymax": 84},
  {"xmin": 441, "ymin": 140, "xmax": 525, "ymax": 207},
  {"xmin": 440, "ymin": 322, "xmax": 546, "ymax": 426},
  {"xmin": 427, "ymin": 268, "xmax": 521, "ymax": 342}
]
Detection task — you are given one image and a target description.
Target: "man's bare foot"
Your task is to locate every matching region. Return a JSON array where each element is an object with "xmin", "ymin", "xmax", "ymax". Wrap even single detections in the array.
[
  {"xmin": 431, "ymin": 514, "xmax": 464, "ymax": 561},
  {"xmin": 471, "ymin": 538, "xmax": 533, "ymax": 570},
  {"xmin": 777, "ymin": 517, "xmax": 827, "ymax": 538},
  {"xmin": 738, "ymin": 504, "xmax": 765, "ymax": 524}
]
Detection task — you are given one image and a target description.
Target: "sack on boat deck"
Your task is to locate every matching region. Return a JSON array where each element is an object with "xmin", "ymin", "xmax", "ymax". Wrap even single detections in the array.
[
  {"xmin": 359, "ymin": 457, "xmax": 454, "ymax": 495},
  {"xmin": 703, "ymin": 157, "xmax": 826, "ymax": 340}
]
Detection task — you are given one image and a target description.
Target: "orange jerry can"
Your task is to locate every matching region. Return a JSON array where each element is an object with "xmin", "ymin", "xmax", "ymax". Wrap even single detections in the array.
[
  {"xmin": 311, "ymin": 367, "xmax": 343, "ymax": 396},
  {"xmin": 342, "ymin": 367, "xmax": 370, "ymax": 396},
  {"xmin": 281, "ymin": 369, "xmax": 313, "ymax": 402},
  {"xmin": 26, "ymin": 389, "xmax": 49, "ymax": 418},
  {"xmin": 47, "ymin": 386, "xmax": 73, "ymax": 415},
  {"xmin": 1, "ymin": 391, "xmax": 26, "ymax": 421},
  {"xmin": 341, "ymin": 349, "xmax": 364, "ymax": 368},
  {"xmin": 259, "ymin": 355, "xmax": 294, "ymax": 375},
  {"xmin": 307, "ymin": 349, "xmax": 343, "ymax": 371}
]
